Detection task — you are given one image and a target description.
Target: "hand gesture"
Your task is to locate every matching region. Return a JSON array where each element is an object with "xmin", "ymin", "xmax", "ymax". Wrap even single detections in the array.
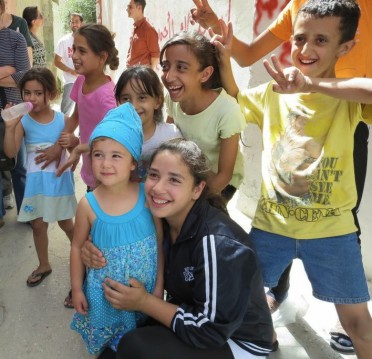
[
  {"xmin": 263, "ymin": 55, "xmax": 311, "ymax": 94},
  {"xmin": 209, "ymin": 19, "xmax": 233, "ymax": 62},
  {"xmin": 34, "ymin": 143, "xmax": 63, "ymax": 169},
  {"xmin": 190, "ymin": 0, "xmax": 219, "ymax": 32},
  {"xmin": 103, "ymin": 278, "xmax": 149, "ymax": 312},
  {"xmin": 72, "ymin": 289, "xmax": 89, "ymax": 315}
]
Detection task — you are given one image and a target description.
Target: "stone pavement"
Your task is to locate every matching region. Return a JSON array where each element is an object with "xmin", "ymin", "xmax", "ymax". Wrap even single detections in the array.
[{"xmin": 0, "ymin": 168, "xmax": 370, "ymax": 358}]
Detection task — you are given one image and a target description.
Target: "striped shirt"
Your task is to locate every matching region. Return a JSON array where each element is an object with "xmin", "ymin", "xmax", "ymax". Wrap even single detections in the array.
[{"xmin": 0, "ymin": 28, "xmax": 30, "ymax": 109}]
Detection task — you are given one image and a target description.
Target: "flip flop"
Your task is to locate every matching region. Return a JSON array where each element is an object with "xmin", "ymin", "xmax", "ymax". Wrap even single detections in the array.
[
  {"xmin": 26, "ymin": 269, "xmax": 52, "ymax": 287},
  {"xmin": 64, "ymin": 289, "xmax": 74, "ymax": 309},
  {"xmin": 329, "ymin": 332, "xmax": 354, "ymax": 354}
]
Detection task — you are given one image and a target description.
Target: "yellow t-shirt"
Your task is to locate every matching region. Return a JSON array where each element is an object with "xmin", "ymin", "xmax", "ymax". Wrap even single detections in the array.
[
  {"xmin": 238, "ymin": 84, "xmax": 372, "ymax": 239},
  {"xmin": 268, "ymin": 0, "xmax": 372, "ymax": 77}
]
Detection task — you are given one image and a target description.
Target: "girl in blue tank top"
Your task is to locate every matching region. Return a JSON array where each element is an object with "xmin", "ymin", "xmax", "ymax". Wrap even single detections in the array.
[{"xmin": 70, "ymin": 103, "xmax": 163, "ymax": 356}]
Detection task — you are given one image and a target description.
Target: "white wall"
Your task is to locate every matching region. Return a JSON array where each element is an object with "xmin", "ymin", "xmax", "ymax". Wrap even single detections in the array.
[{"xmin": 100, "ymin": 0, "xmax": 252, "ymax": 87}]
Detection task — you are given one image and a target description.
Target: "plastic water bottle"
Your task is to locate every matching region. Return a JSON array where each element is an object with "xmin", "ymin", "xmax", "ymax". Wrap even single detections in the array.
[{"xmin": 1, "ymin": 102, "xmax": 33, "ymax": 122}]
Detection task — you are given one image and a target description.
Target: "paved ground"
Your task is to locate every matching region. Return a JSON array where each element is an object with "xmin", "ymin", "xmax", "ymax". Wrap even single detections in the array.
[{"xmin": 0, "ymin": 168, "xmax": 370, "ymax": 358}]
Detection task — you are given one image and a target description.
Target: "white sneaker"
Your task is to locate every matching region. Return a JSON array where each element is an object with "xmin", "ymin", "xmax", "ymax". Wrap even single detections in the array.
[{"xmin": 3, "ymin": 193, "xmax": 15, "ymax": 209}]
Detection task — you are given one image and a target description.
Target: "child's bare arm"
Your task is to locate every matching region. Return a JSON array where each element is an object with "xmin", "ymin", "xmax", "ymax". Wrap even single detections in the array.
[
  {"xmin": 3, "ymin": 115, "xmax": 24, "ymax": 158},
  {"xmin": 265, "ymin": 54, "xmax": 372, "ymax": 103},
  {"xmin": 70, "ymin": 198, "xmax": 91, "ymax": 314},
  {"xmin": 64, "ymin": 105, "xmax": 79, "ymax": 133},
  {"xmin": 190, "ymin": 0, "xmax": 283, "ymax": 67},
  {"xmin": 210, "ymin": 20, "xmax": 240, "ymax": 98},
  {"xmin": 152, "ymin": 215, "xmax": 164, "ymax": 299},
  {"xmin": 208, "ymin": 133, "xmax": 239, "ymax": 194}
]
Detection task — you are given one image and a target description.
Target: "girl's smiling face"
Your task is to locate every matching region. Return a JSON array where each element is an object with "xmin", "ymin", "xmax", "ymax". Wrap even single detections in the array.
[
  {"xmin": 145, "ymin": 150, "xmax": 205, "ymax": 231},
  {"xmin": 118, "ymin": 78, "xmax": 160, "ymax": 131},
  {"xmin": 160, "ymin": 44, "xmax": 211, "ymax": 105},
  {"xmin": 72, "ymin": 34, "xmax": 105, "ymax": 76},
  {"xmin": 91, "ymin": 138, "xmax": 136, "ymax": 187}
]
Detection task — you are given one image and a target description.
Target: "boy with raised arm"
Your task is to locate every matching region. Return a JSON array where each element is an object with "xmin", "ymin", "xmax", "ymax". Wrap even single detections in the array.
[{"xmin": 214, "ymin": 1, "xmax": 372, "ymax": 357}]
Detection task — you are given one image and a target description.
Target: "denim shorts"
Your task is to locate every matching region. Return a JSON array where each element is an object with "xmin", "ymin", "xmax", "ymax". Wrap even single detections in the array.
[{"xmin": 250, "ymin": 228, "xmax": 370, "ymax": 304}]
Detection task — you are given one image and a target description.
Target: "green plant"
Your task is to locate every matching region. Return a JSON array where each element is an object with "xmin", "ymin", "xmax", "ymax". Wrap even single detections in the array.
[{"xmin": 58, "ymin": 0, "xmax": 97, "ymax": 31}]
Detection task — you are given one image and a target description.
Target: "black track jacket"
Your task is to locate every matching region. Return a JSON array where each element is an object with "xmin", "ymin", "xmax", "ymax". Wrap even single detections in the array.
[{"xmin": 164, "ymin": 198, "xmax": 274, "ymax": 357}]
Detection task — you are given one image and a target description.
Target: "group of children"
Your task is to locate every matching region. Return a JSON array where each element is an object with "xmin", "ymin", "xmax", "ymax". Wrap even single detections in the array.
[{"xmin": 2, "ymin": 0, "xmax": 372, "ymax": 357}]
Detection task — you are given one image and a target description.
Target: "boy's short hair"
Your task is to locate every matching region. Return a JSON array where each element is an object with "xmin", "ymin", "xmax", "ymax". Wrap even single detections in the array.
[
  {"xmin": 298, "ymin": 0, "xmax": 360, "ymax": 43},
  {"xmin": 134, "ymin": 0, "xmax": 146, "ymax": 11}
]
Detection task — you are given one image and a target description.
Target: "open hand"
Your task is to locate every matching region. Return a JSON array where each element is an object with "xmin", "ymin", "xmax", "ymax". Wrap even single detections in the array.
[
  {"xmin": 35, "ymin": 143, "xmax": 63, "ymax": 169},
  {"xmin": 81, "ymin": 236, "xmax": 106, "ymax": 269},
  {"xmin": 55, "ymin": 145, "xmax": 81, "ymax": 176}
]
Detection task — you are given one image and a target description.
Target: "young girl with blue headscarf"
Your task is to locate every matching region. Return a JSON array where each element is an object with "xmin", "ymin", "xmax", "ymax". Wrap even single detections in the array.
[{"xmin": 70, "ymin": 103, "xmax": 163, "ymax": 356}]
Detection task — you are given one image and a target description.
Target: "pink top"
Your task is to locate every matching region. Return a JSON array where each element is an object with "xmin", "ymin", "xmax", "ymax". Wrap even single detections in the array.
[{"xmin": 70, "ymin": 75, "xmax": 116, "ymax": 187}]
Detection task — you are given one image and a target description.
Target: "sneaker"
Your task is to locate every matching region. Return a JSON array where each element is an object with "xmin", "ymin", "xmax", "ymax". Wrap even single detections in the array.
[
  {"xmin": 3, "ymin": 193, "xmax": 15, "ymax": 209},
  {"xmin": 330, "ymin": 332, "xmax": 354, "ymax": 354},
  {"xmin": 0, "ymin": 218, "xmax": 4, "ymax": 228}
]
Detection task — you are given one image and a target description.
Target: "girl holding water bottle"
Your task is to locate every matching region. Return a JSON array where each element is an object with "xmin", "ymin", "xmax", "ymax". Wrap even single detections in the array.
[{"xmin": 3, "ymin": 67, "xmax": 76, "ymax": 287}]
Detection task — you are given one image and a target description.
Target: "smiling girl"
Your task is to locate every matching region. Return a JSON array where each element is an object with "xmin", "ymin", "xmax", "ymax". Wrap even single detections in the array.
[
  {"xmin": 160, "ymin": 31, "xmax": 245, "ymax": 202},
  {"xmin": 60, "ymin": 23, "xmax": 118, "ymax": 190},
  {"xmin": 81, "ymin": 139, "xmax": 275, "ymax": 359},
  {"xmin": 70, "ymin": 103, "xmax": 163, "ymax": 356},
  {"xmin": 3, "ymin": 67, "xmax": 76, "ymax": 287},
  {"xmin": 115, "ymin": 65, "xmax": 182, "ymax": 180}
]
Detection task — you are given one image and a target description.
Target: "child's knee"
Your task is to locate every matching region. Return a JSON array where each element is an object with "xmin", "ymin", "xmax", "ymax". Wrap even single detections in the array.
[
  {"xmin": 58, "ymin": 219, "xmax": 74, "ymax": 232},
  {"xmin": 31, "ymin": 218, "xmax": 48, "ymax": 233}
]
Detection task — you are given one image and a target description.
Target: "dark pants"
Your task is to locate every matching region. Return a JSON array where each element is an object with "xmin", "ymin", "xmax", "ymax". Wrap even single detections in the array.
[
  {"xmin": 98, "ymin": 325, "xmax": 234, "ymax": 359},
  {"xmin": 0, "ymin": 139, "xmax": 26, "ymax": 217},
  {"xmin": 268, "ymin": 122, "xmax": 369, "ymax": 303}
]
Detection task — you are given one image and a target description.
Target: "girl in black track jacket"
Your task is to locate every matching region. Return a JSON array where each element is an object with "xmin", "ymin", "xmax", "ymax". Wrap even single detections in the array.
[{"xmin": 82, "ymin": 139, "xmax": 275, "ymax": 359}]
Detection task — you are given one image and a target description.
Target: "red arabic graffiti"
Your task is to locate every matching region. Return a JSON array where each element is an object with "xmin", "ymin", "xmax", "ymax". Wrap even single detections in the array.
[
  {"xmin": 158, "ymin": 0, "xmax": 232, "ymax": 44},
  {"xmin": 254, "ymin": 0, "xmax": 292, "ymax": 66}
]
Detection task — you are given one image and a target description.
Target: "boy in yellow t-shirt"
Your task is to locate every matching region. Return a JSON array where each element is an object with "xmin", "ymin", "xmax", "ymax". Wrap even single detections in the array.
[
  {"xmin": 191, "ymin": 0, "xmax": 372, "ymax": 352},
  {"xmin": 214, "ymin": 1, "xmax": 372, "ymax": 357}
]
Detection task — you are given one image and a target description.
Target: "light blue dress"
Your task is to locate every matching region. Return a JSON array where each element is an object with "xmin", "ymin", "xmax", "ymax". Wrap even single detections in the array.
[
  {"xmin": 70, "ymin": 183, "xmax": 158, "ymax": 355},
  {"xmin": 19, "ymin": 111, "xmax": 76, "ymax": 222}
]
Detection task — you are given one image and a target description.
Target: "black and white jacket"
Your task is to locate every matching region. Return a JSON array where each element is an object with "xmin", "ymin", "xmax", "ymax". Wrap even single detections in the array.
[{"xmin": 164, "ymin": 198, "xmax": 274, "ymax": 357}]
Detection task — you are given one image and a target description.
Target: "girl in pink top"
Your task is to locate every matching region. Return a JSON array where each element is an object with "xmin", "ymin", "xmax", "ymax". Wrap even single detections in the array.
[{"xmin": 60, "ymin": 23, "xmax": 119, "ymax": 190}]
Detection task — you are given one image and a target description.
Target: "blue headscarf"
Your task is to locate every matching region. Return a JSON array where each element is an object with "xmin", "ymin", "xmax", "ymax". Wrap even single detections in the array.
[{"xmin": 89, "ymin": 103, "xmax": 143, "ymax": 161}]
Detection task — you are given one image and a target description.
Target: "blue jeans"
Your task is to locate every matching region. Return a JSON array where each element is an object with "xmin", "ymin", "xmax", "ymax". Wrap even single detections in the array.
[
  {"xmin": 250, "ymin": 228, "xmax": 370, "ymax": 304},
  {"xmin": 0, "ymin": 139, "xmax": 26, "ymax": 217}
]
